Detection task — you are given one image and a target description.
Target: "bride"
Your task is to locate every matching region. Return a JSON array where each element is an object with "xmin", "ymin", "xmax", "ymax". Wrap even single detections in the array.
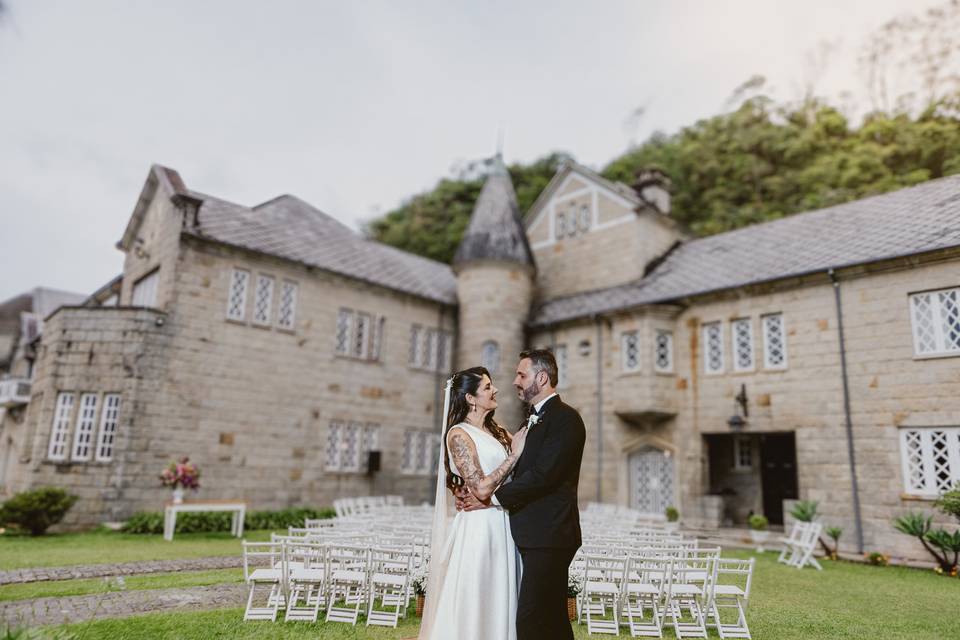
[{"xmin": 419, "ymin": 367, "xmax": 528, "ymax": 640}]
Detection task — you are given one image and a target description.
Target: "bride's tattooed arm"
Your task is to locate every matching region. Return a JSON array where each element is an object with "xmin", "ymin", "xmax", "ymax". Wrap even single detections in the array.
[{"xmin": 448, "ymin": 430, "xmax": 519, "ymax": 502}]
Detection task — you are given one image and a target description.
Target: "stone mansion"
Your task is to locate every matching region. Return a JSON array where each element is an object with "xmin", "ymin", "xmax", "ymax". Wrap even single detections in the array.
[{"xmin": 1, "ymin": 158, "xmax": 959, "ymax": 561}]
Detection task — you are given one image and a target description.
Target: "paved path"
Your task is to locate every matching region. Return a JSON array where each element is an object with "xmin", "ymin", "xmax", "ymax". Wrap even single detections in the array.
[
  {"xmin": 0, "ymin": 556, "xmax": 242, "ymax": 586},
  {"xmin": 0, "ymin": 582, "xmax": 246, "ymax": 628}
]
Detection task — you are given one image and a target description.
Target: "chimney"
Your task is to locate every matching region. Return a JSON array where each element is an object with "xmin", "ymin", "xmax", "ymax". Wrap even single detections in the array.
[{"xmin": 633, "ymin": 168, "xmax": 672, "ymax": 215}]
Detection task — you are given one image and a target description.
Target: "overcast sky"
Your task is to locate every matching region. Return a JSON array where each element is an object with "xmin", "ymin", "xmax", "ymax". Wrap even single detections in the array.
[{"xmin": 0, "ymin": 0, "xmax": 939, "ymax": 301}]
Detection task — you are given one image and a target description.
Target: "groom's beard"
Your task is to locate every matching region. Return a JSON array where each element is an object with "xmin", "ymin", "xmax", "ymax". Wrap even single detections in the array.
[{"xmin": 520, "ymin": 380, "xmax": 541, "ymax": 404}]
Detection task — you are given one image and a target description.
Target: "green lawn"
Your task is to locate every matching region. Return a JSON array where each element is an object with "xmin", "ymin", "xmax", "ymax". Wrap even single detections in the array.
[
  {"xmin": 0, "ymin": 568, "xmax": 242, "ymax": 602},
  {"xmin": 49, "ymin": 550, "xmax": 960, "ymax": 640},
  {"xmin": 0, "ymin": 529, "xmax": 273, "ymax": 570}
]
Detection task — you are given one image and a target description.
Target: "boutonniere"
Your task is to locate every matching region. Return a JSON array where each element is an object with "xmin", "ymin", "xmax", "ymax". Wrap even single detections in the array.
[{"xmin": 525, "ymin": 413, "xmax": 541, "ymax": 429}]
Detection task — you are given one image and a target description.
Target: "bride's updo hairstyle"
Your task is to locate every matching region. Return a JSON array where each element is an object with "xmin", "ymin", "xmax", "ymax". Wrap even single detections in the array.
[{"xmin": 444, "ymin": 366, "xmax": 512, "ymax": 491}]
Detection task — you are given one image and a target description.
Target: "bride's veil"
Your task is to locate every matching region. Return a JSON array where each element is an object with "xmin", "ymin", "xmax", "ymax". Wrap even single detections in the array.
[{"xmin": 418, "ymin": 376, "xmax": 454, "ymax": 640}]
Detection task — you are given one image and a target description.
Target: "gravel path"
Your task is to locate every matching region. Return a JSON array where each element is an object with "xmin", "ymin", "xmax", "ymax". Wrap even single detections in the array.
[{"xmin": 0, "ymin": 556, "xmax": 242, "ymax": 586}]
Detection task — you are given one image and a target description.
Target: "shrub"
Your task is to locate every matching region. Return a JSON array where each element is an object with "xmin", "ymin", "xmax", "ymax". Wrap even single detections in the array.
[
  {"xmin": 893, "ymin": 512, "xmax": 958, "ymax": 573},
  {"xmin": 665, "ymin": 506, "xmax": 679, "ymax": 522},
  {"xmin": 934, "ymin": 484, "xmax": 960, "ymax": 523},
  {"xmin": 0, "ymin": 487, "xmax": 78, "ymax": 536},
  {"xmin": 865, "ymin": 551, "xmax": 889, "ymax": 566},
  {"xmin": 825, "ymin": 526, "xmax": 843, "ymax": 559},
  {"xmin": 789, "ymin": 500, "xmax": 819, "ymax": 522},
  {"xmin": 748, "ymin": 514, "xmax": 768, "ymax": 531},
  {"xmin": 121, "ymin": 506, "xmax": 336, "ymax": 534}
]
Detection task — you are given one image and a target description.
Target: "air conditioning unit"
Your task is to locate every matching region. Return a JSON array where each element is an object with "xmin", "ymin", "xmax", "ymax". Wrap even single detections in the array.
[{"xmin": 0, "ymin": 378, "xmax": 31, "ymax": 407}]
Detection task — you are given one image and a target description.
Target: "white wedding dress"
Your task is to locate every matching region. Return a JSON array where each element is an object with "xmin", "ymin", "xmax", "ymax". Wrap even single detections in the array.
[{"xmin": 420, "ymin": 422, "xmax": 520, "ymax": 640}]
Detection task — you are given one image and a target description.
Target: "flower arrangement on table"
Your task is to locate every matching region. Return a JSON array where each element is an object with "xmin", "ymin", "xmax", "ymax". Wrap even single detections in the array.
[{"xmin": 159, "ymin": 457, "xmax": 201, "ymax": 503}]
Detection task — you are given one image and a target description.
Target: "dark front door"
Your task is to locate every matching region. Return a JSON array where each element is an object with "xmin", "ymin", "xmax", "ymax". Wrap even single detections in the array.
[{"xmin": 759, "ymin": 432, "xmax": 798, "ymax": 525}]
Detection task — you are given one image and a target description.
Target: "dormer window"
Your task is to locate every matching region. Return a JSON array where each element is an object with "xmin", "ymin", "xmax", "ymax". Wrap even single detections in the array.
[{"xmin": 555, "ymin": 203, "xmax": 592, "ymax": 240}]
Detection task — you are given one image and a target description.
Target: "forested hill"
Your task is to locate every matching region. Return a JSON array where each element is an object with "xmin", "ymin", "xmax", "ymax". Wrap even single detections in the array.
[
  {"xmin": 365, "ymin": 96, "xmax": 960, "ymax": 264},
  {"xmin": 364, "ymin": 1, "xmax": 960, "ymax": 265}
]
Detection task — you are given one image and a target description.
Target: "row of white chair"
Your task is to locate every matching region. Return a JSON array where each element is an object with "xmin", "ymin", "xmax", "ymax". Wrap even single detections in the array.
[
  {"xmin": 332, "ymin": 495, "xmax": 405, "ymax": 518},
  {"xmin": 242, "ymin": 540, "xmax": 419, "ymax": 627},
  {"xmin": 574, "ymin": 541, "xmax": 754, "ymax": 639}
]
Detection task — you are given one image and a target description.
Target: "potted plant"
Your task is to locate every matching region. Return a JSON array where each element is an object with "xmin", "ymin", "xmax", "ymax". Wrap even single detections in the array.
[
  {"xmin": 412, "ymin": 565, "xmax": 428, "ymax": 616},
  {"xmin": 159, "ymin": 457, "xmax": 201, "ymax": 504},
  {"xmin": 664, "ymin": 506, "xmax": 680, "ymax": 532},
  {"xmin": 567, "ymin": 572, "xmax": 583, "ymax": 621},
  {"xmin": 748, "ymin": 514, "xmax": 769, "ymax": 552}
]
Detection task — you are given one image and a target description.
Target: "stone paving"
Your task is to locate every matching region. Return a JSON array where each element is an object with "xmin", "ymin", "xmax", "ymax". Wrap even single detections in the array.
[
  {"xmin": 0, "ymin": 556, "xmax": 242, "ymax": 586},
  {"xmin": 0, "ymin": 582, "xmax": 246, "ymax": 628}
]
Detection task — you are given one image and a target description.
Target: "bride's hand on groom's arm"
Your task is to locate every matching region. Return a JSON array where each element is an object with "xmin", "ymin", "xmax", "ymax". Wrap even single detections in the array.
[{"xmin": 454, "ymin": 486, "xmax": 492, "ymax": 512}]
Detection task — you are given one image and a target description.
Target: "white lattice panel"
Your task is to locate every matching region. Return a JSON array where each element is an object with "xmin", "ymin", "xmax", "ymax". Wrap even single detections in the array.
[
  {"xmin": 226, "ymin": 269, "xmax": 249, "ymax": 320},
  {"xmin": 763, "ymin": 314, "xmax": 787, "ymax": 368},
  {"xmin": 733, "ymin": 319, "xmax": 754, "ymax": 371},
  {"xmin": 703, "ymin": 322, "xmax": 724, "ymax": 374}
]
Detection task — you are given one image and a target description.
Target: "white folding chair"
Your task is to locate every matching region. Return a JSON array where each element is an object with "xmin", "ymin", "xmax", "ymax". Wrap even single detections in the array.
[
  {"xmin": 791, "ymin": 522, "xmax": 823, "ymax": 570},
  {"xmin": 242, "ymin": 541, "xmax": 286, "ymax": 621},
  {"xmin": 776, "ymin": 522, "xmax": 807, "ymax": 565},
  {"xmin": 622, "ymin": 554, "xmax": 671, "ymax": 638},
  {"xmin": 325, "ymin": 545, "xmax": 369, "ymax": 625},
  {"xmin": 284, "ymin": 541, "xmax": 327, "ymax": 622},
  {"xmin": 583, "ymin": 554, "xmax": 627, "ymax": 635},
  {"xmin": 662, "ymin": 555, "xmax": 715, "ymax": 639},
  {"xmin": 366, "ymin": 546, "xmax": 411, "ymax": 627},
  {"xmin": 708, "ymin": 557, "xmax": 754, "ymax": 639}
]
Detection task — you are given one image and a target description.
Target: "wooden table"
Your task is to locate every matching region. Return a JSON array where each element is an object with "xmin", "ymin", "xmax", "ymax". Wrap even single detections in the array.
[{"xmin": 163, "ymin": 500, "xmax": 247, "ymax": 541}]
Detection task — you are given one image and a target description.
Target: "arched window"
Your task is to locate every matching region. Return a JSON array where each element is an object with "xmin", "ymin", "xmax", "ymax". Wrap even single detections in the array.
[{"xmin": 481, "ymin": 340, "xmax": 500, "ymax": 374}]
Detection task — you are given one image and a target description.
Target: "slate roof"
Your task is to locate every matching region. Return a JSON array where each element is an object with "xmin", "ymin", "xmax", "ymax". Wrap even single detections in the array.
[
  {"xmin": 453, "ymin": 157, "xmax": 535, "ymax": 268},
  {"xmin": 186, "ymin": 191, "xmax": 457, "ymax": 305},
  {"xmin": 531, "ymin": 173, "xmax": 960, "ymax": 327}
]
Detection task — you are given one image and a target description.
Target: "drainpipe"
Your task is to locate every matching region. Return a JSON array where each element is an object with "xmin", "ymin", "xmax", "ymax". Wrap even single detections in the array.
[
  {"xmin": 594, "ymin": 316, "xmax": 604, "ymax": 502},
  {"xmin": 828, "ymin": 268, "xmax": 865, "ymax": 554}
]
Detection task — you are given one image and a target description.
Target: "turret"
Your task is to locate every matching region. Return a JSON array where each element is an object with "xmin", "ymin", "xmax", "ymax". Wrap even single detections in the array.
[{"xmin": 453, "ymin": 155, "xmax": 535, "ymax": 430}]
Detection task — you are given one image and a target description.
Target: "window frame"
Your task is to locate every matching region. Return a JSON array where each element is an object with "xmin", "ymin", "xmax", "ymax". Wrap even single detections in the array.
[
  {"xmin": 226, "ymin": 268, "xmax": 250, "ymax": 322},
  {"xmin": 621, "ymin": 331, "xmax": 641, "ymax": 374},
  {"xmin": 252, "ymin": 274, "xmax": 275, "ymax": 327},
  {"xmin": 762, "ymin": 313, "xmax": 788, "ymax": 370},
  {"xmin": 703, "ymin": 321, "xmax": 724, "ymax": 375},
  {"xmin": 95, "ymin": 394, "xmax": 122, "ymax": 462},
  {"xmin": 732, "ymin": 318, "xmax": 755, "ymax": 373},
  {"xmin": 909, "ymin": 287, "xmax": 960, "ymax": 358},
  {"xmin": 276, "ymin": 280, "xmax": 298, "ymax": 331},
  {"xmin": 47, "ymin": 392, "xmax": 75, "ymax": 461},
  {"xmin": 653, "ymin": 329, "xmax": 674, "ymax": 374},
  {"xmin": 70, "ymin": 393, "xmax": 99, "ymax": 461},
  {"xmin": 899, "ymin": 427, "xmax": 960, "ymax": 497},
  {"xmin": 555, "ymin": 344, "xmax": 569, "ymax": 389}
]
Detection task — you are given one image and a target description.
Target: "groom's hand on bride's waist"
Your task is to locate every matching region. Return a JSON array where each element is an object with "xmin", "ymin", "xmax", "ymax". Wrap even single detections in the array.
[{"xmin": 453, "ymin": 487, "xmax": 492, "ymax": 512}]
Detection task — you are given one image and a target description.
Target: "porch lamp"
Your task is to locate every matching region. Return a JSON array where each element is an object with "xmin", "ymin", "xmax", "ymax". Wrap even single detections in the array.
[{"xmin": 727, "ymin": 383, "xmax": 749, "ymax": 430}]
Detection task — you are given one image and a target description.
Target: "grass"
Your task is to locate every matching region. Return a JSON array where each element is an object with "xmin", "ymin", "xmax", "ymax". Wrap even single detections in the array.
[
  {"xmin": 48, "ymin": 550, "xmax": 960, "ymax": 640},
  {"xmin": 0, "ymin": 568, "xmax": 243, "ymax": 602},
  {"xmin": 0, "ymin": 529, "xmax": 273, "ymax": 571}
]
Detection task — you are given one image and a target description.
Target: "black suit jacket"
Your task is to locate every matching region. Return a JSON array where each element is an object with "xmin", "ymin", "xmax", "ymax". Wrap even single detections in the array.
[{"xmin": 494, "ymin": 395, "xmax": 585, "ymax": 549}]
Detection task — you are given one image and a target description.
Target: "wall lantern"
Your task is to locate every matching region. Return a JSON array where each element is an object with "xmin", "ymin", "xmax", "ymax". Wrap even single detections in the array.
[{"xmin": 727, "ymin": 383, "xmax": 749, "ymax": 431}]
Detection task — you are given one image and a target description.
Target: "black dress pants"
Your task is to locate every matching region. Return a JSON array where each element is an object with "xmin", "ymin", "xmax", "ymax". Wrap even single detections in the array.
[{"xmin": 516, "ymin": 545, "xmax": 579, "ymax": 640}]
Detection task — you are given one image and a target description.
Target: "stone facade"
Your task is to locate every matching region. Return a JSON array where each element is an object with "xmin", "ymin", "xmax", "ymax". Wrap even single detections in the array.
[{"xmin": 2, "ymin": 160, "xmax": 959, "ymax": 566}]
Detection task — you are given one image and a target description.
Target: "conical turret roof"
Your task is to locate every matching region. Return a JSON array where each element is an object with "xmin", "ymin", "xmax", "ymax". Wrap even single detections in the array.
[{"xmin": 453, "ymin": 156, "xmax": 536, "ymax": 269}]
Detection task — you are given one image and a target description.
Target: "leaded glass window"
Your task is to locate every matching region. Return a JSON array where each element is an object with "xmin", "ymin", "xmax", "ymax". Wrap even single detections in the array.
[
  {"xmin": 621, "ymin": 331, "xmax": 640, "ymax": 373},
  {"xmin": 277, "ymin": 281, "xmax": 298, "ymax": 330},
  {"xmin": 703, "ymin": 322, "xmax": 724, "ymax": 374},
  {"xmin": 48, "ymin": 392, "xmax": 75, "ymax": 461},
  {"xmin": 335, "ymin": 309, "xmax": 352, "ymax": 355},
  {"xmin": 325, "ymin": 420, "xmax": 343, "ymax": 471},
  {"xmin": 654, "ymin": 330, "xmax": 674, "ymax": 373},
  {"xmin": 762, "ymin": 314, "xmax": 787, "ymax": 369},
  {"xmin": 95, "ymin": 394, "xmax": 122, "ymax": 462},
  {"xmin": 353, "ymin": 313, "xmax": 371, "ymax": 359},
  {"xmin": 252, "ymin": 274, "xmax": 274, "ymax": 326},
  {"xmin": 341, "ymin": 422, "xmax": 362, "ymax": 472},
  {"xmin": 910, "ymin": 288, "xmax": 960, "ymax": 356},
  {"xmin": 899, "ymin": 427, "xmax": 960, "ymax": 496},
  {"xmin": 71, "ymin": 393, "xmax": 99, "ymax": 461},
  {"xmin": 732, "ymin": 318, "xmax": 754, "ymax": 372},
  {"xmin": 226, "ymin": 269, "xmax": 249, "ymax": 321}
]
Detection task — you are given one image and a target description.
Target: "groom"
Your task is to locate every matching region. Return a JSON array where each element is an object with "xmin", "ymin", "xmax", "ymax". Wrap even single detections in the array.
[{"xmin": 456, "ymin": 349, "xmax": 585, "ymax": 640}]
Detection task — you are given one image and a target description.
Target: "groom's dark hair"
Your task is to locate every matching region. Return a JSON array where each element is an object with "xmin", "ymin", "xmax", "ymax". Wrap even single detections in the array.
[{"xmin": 519, "ymin": 348, "xmax": 559, "ymax": 388}]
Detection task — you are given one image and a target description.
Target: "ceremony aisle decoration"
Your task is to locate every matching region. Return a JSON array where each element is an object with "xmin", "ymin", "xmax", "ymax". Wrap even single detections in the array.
[
  {"xmin": 412, "ymin": 563, "xmax": 428, "ymax": 616},
  {"xmin": 566, "ymin": 571, "xmax": 582, "ymax": 621},
  {"xmin": 159, "ymin": 457, "xmax": 201, "ymax": 504}
]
